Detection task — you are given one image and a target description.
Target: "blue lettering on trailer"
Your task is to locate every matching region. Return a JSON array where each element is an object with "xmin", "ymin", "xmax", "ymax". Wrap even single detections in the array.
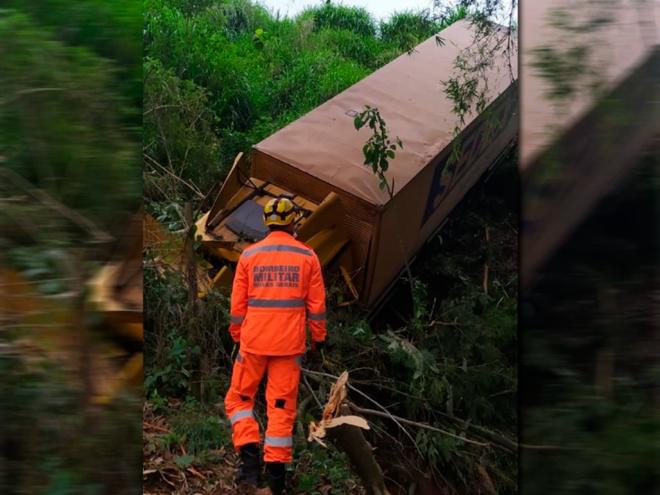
[{"xmin": 421, "ymin": 87, "xmax": 517, "ymax": 227}]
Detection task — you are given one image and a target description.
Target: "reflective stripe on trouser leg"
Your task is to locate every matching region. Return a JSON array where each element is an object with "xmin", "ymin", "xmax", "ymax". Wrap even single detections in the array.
[
  {"xmin": 224, "ymin": 351, "xmax": 268, "ymax": 449},
  {"xmin": 264, "ymin": 355, "xmax": 301, "ymax": 462},
  {"xmin": 265, "ymin": 435, "xmax": 293, "ymax": 447},
  {"xmin": 229, "ymin": 408, "xmax": 253, "ymax": 425}
]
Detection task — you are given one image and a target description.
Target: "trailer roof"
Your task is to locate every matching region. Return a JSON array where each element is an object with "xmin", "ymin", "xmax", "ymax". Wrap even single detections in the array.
[{"xmin": 254, "ymin": 19, "xmax": 518, "ymax": 207}]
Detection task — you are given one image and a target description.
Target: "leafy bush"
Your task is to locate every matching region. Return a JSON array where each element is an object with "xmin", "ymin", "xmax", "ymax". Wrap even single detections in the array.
[
  {"xmin": 381, "ymin": 10, "xmax": 439, "ymax": 50},
  {"xmin": 144, "ymin": 262, "xmax": 232, "ymax": 401},
  {"xmin": 1, "ymin": 3, "xmax": 141, "ymax": 495},
  {"xmin": 302, "ymin": 3, "xmax": 376, "ymax": 37},
  {"xmin": 4, "ymin": 0, "xmax": 142, "ymax": 115},
  {"xmin": 293, "ymin": 447, "xmax": 361, "ymax": 493},
  {"xmin": 145, "ymin": 330, "xmax": 196, "ymax": 397},
  {"xmin": 170, "ymin": 400, "xmax": 228, "ymax": 455},
  {"xmin": 380, "ymin": 7, "xmax": 468, "ymax": 51},
  {"xmin": 0, "ymin": 10, "xmax": 139, "ymax": 224},
  {"xmin": 144, "ymin": 57, "xmax": 222, "ymax": 200},
  {"xmin": 0, "ymin": 352, "xmax": 141, "ymax": 493}
]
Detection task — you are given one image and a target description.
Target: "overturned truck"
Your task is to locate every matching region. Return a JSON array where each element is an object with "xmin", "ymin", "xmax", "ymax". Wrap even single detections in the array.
[{"xmin": 195, "ymin": 19, "xmax": 518, "ymax": 310}]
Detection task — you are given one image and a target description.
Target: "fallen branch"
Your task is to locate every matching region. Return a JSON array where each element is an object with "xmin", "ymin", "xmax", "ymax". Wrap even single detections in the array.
[
  {"xmin": 302, "ymin": 372, "xmax": 323, "ymax": 410},
  {"xmin": 429, "ymin": 409, "xmax": 562, "ymax": 451},
  {"xmin": 144, "ymin": 422, "xmax": 171, "ymax": 434},
  {"xmin": 347, "ymin": 402, "xmax": 489, "ymax": 448},
  {"xmin": 326, "ymin": 404, "xmax": 390, "ymax": 495},
  {"xmin": 0, "ymin": 87, "xmax": 64, "ymax": 106},
  {"xmin": 186, "ymin": 466, "xmax": 206, "ymax": 480},
  {"xmin": 304, "ymin": 368, "xmax": 524, "ymax": 451},
  {"xmin": 143, "ymin": 153, "xmax": 204, "ymax": 199},
  {"xmin": 430, "ymin": 410, "xmax": 516, "ymax": 451},
  {"xmin": 0, "ymin": 168, "xmax": 113, "ymax": 244}
]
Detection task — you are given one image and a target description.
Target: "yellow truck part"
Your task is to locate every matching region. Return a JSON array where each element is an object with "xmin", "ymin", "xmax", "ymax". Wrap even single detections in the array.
[{"xmin": 88, "ymin": 212, "xmax": 143, "ymax": 403}]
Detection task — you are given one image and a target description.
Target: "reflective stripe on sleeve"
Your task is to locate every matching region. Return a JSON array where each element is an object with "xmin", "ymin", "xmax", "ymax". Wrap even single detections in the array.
[
  {"xmin": 248, "ymin": 298, "xmax": 305, "ymax": 308},
  {"xmin": 307, "ymin": 311, "xmax": 326, "ymax": 321},
  {"xmin": 229, "ymin": 409, "xmax": 253, "ymax": 425},
  {"xmin": 243, "ymin": 245, "xmax": 312, "ymax": 257},
  {"xmin": 230, "ymin": 315, "xmax": 245, "ymax": 324},
  {"xmin": 265, "ymin": 435, "xmax": 293, "ymax": 447}
]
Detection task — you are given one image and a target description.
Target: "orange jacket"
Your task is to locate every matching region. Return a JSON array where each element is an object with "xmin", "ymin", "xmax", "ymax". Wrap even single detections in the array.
[{"xmin": 228, "ymin": 230, "xmax": 327, "ymax": 355}]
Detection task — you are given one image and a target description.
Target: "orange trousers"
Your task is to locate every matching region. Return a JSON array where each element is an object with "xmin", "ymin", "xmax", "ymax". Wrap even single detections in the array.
[{"xmin": 224, "ymin": 351, "xmax": 301, "ymax": 463}]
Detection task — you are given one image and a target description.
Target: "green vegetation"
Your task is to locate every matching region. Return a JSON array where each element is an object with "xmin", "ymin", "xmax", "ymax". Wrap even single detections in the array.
[
  {"xmin": 145, "ymin": 155, "xmax": 518, "ymax": 493},
  {"xmin": 0, "ymin": 5, "xmax": 141, "ymax": 222},
  {"xmin": 1, "ymin": 3, "xmax": 141, "ymax": 494},
  {"xmin": 144, "ymin": 0, "xmax": 467, "ymax": 201},
  {"xmin": 1, "ymin": 353, "xmax": 141, "ymax": 494},
  {"xmin": 3, "ymin": 0, "xmax": 142, "ymax": 116},
  {"xmin": 144, "ymin": 1, "xmax": 516, "ymax": 493},
  {"xmin": 353, "ymin": 106, "xmax": 403, "ymax": 196},
  {"xmin": 523, "ymin": 154, "xmax": 660, "ymax": 494}
]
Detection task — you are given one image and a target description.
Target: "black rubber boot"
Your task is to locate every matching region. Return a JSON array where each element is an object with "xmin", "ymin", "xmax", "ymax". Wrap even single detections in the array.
[
  {"xmin": 237, "ymin": 443, "xmax": 260, "ymax": 486},
  {"xmin": 265, "ymin": 462, "xmax": 286, "ymax": 495}
]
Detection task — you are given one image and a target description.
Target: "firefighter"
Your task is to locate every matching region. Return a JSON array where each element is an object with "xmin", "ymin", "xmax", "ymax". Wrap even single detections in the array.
[{"xmin": 224, "ymin": 196, "xmax": 327, "ymax": 494}]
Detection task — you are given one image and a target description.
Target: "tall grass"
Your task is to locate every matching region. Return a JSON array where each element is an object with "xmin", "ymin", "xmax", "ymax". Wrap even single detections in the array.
[
  {"xmin": 300, "ymin": 3, "xmax": 377, "ymax": 36},
  {"xmin": 381, "ymin": 6, "xmax": 468, "ymax": 49}
]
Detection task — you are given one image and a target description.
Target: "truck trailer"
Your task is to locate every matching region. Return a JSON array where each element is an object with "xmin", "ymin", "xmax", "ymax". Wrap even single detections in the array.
[
  {"xmin": 194, "ymin": 19, "xmax": 519, "ymax": 309},
  {"xmin": 521, "ymin": 0, "xmax": 660, "ymax": 285}
]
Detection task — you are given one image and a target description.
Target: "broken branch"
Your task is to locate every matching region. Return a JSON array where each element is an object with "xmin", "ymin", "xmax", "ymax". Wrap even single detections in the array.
[{"xmin": 347, "ymin": 402, "xmax": 489, "ymax": 448}]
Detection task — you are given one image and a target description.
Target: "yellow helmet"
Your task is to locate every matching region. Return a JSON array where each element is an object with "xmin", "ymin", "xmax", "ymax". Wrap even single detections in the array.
[{"xmin": 263, "ymin": 197, "xmax": 297, "ymax": 227}]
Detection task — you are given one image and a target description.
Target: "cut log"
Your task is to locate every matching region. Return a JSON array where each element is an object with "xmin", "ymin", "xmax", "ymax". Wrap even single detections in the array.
[
  {"xmin": 327, "ymin": 404, "xmax": 390, "ymax": 495},
  {"xmin": 307, "ymin": 371, "xmax": 391, "ymax": 495}
]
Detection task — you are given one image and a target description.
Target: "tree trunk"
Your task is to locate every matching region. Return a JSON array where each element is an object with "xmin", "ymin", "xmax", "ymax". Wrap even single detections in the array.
[
  {"xmin": 326, "ymin": 404, "xmax": 390, "ymax": 495},
  {"xmin": 184, "ymin": 202, "xmax": 203, "ymax": 400}
]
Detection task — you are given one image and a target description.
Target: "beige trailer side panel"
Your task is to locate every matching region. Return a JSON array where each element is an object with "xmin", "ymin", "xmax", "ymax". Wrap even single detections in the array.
[
  {"xmin": 367, "ymin": 85, "xmax": 518, "ymax": 306},
  {"xmin": 250, "ymin": 20, "xmax": 518, "ymax": 307}
]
